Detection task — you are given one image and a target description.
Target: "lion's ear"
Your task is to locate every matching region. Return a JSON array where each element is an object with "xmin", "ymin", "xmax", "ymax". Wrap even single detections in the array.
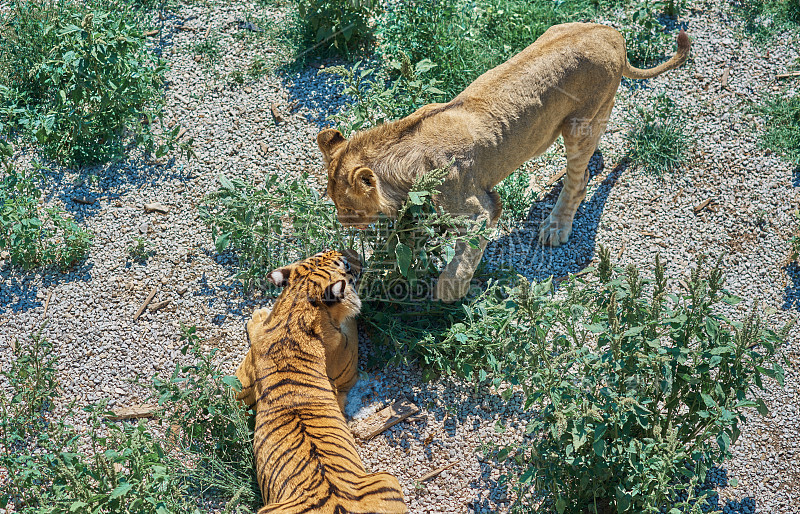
[
  {"xmin": 353, "ymin": 167, "xmax": 377, "ymax": 194},
  {"xmin": 317, "ymin": 129, "xmax": 346, "ymax": 164}
]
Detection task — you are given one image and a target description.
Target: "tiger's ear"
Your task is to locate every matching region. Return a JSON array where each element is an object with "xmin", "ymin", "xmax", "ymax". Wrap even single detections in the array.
[
  {"xmin": 268, "ymin": 267, "xmax": 290, "ymax": 287},
  {"xmin": 353, "ymin": 167, "xmax": 377, "ymax": 195},
  {"xmin": 322, "ymin": 279, "xmax": 347, "ymax": 306},
  {"xmin": 317, "ymin": 129, "xmax": 346, "ymax": 165}
]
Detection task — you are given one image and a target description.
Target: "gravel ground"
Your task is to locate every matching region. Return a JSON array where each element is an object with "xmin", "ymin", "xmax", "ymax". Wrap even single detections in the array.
[{"xmin": 1, "ymin": 1, "xmax": 799, "ymax": 513}]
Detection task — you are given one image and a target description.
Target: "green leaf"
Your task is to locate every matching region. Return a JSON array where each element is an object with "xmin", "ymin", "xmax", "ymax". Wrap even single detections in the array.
[
  {"xmin": 555, "ymin": 497, "xmax": 567, "ymax": 514},
  {"xmin": 218, "ymin": 174, "xmax": 235, "ymax": 191},
  {"xmin": 408, "ymin": 191, "xmax": 428, "ymax": 205},
  {"xmin": 395, "ymin": 242, "xmax": 413, "ymax": 277},
  {"xmin": 593, "ymin": 437, "xmax": 606, "ymax": 457},
  {"xmin": 110, "ymin": 482, "xmax": 133, "ymax": 499},
  {"xmin": 623, "ymin": 325, "xmax": 645, "ymax": 337},
  {"xmin": 215, "ymin": 232, "xmax": 231, "ymax": 253},
  {"xmin": 721, "ymin": 295, "xmax": 742, "ymax": 305},
  {"xmin": 70, "ymin": 501, "xmax": 89, "ymax": 512}
]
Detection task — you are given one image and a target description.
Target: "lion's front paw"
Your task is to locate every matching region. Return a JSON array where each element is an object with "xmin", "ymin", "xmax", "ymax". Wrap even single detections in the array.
[{"xmin": 538, "ymin": 216, "xmax": 573, "ymax": 247}]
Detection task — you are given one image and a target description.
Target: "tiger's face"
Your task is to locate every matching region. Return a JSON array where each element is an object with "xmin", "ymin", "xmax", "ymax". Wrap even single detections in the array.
[{"xmin": 268, "ymin": 249, "xmax": 362, "ymax": 322}]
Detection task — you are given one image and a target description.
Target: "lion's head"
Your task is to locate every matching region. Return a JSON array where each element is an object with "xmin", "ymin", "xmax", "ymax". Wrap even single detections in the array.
[{"xmin": 317, "ymin": 128, "xmax": 386, "ymax": 228}]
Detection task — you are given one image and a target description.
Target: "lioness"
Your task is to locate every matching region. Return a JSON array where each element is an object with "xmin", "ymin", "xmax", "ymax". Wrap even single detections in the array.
[{"xmin": 318, "ymin": 22, "xmax": 690, "ymax": 302}]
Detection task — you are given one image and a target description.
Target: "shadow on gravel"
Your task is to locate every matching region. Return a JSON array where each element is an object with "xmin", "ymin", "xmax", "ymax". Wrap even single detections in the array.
[
  {"xmin": 487, "ymin": 152, "xmax": 629, "ymax": 282},
  {"xmin": 783, "ymin": 261, "xmax": 800, "ymax": 311},
  {"xmin": 358, "ymin": 366, "xmax": 527, "ymax": 510},
  {"xmin": 0, "ymin": 262, "xmax": 93, "ymax": 315},
  {"xmin": 280, "ymin": 62, "xmax": 350, "ymax": 129}
]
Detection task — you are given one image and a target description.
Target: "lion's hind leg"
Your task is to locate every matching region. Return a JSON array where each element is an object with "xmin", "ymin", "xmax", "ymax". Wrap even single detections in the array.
[{"xmin": 539, "ymin": 100, "xmax": 614, "ymax": 247}]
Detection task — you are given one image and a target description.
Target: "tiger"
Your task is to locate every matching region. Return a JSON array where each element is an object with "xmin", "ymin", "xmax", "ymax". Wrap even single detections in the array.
[{"xmin": 234, "ymin": 250, "xmax": 408, "ymax": 514}]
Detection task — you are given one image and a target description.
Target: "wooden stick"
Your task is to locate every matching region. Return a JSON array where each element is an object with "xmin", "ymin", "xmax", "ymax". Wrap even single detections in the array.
[
  {"xmin": 270, "ymin": 103, "xmax": 284, "ymax": 124},
  {"xmin": 776, "ymin": 71, "xmax": 800, "ymax": 79},
  {"xmin": 693, "ymin": 198, "xmax": 712, "ymax": 214},
  {"xmin": 43, "ymin": 290, "xmax": 53, "ymax": 318},
  {"xmin": 545, "ymin": 169, "xmax": 567, "ymax": 187},
  {"xmin": 616, "ymin": 242, "xmax": 625, "ymax": 261},
  {"xmin": 418, "ymin": 461, "xmax": 458, "ymax": 483},
  {"xmin": 106, "ymin": 404, "xmax": 157, "ymax": 421},
  {"xmin": 134, "ymin": 286, "xmax": 159, "ymax": 321},
  {"xmin": 352, "ymin": 398, "xmax": 419, "ymax": 440}
]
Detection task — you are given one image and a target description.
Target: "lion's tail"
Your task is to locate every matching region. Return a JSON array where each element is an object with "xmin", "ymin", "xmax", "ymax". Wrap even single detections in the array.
[{"xmin": 622, "ymin": 30, "xmax": 690, "ymax": 80}]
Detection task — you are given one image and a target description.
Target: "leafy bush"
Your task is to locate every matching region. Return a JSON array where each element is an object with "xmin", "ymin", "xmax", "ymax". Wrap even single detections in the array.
[
  {"xmin": 150, "ymin": 325, "xmax": 260, "ymax": 508},
  {"xmin": 494, "ymin": 248, "xmax": 787, "ymax": 513},
  {"xmin": 294, "ymin": 0, "xmax": 382, "ymax": 56},
  {"xmin": 199, "ymin": 173, "xmax": 345, "ymax": 291},
  {"xmin": 760, "ymin": 91, "xmax": 800, "ymax": 164},
  {"xmin": 618, "ymin": 2, "xmax": 672, "ymax": 68},
  {"xmin": 0, "ymin": 143, "xmax": 93, "ymax": 270},
  {"xmin": 495, "ymin": 167, "xmax": 537, "ymax": 227},
  {"xmin": 320, "ymin": 56, "xmax": 445, "ymax": 136},
  {"xmin": 0, "ymin": 325, "xmax": 259, "ymax": 513},
  {"xmin": 625, "ymin": 93, "xmax": 690, "ymax": 175},
  {"xmin": 0, "ymin": 2, "xmax": 190, "ymax": 166},
  {"xmin": 729, "ymin": 0, "xmax": 800, "ymax": 39}
]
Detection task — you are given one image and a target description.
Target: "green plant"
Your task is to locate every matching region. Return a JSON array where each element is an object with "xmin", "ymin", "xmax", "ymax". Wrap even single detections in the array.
[
  {"xmin": 295, "ymin": 0, "xmax": 382, "ymax": 56},
  {"xmin": 495, "ymin": 167, "xmax": 536, "ymax": 227},
  {"xmin": 760, "ymin": 90, "xmax": 800, "ymax": 164},
  {"xmin": 193, "ymin": 33, "xmax": 221, "ymax": 68},
  {"xmin": 0, "ymin": 143, "xmax": 93, "ymax": 270},
  {"xmin": 494, "ymin": 248, "xmax": 788, "ymax": 513},
  {"xmin": 199, "ymin": 173, "xmax": 345, "ymax": 290},
  {"xmin": 618, "ymin": 2, "xmax": 672, "ymax": 68},
  {"xmin": 320, "ymin": 56, "xmax": 445, "ymax": 136},
  {"xmin": 0, "ymin": 2, "xmax": 191, "ymax": 166},
  {"xmin": 150, "ymin": 325, "xmax": 260, "ymax": 508},
  {"xmin": 127, "ymin": 236, "xmax": 153, "ymax": 263},
  {"xmin": 0, "ymin": 324, "xmax": 258, "ymax": 513},
  {"xmin": 625, "ymin": 93, "xmax": 690, "ymax": 174},
  {"xmin": 377, "ymin": 0, "xmax": 598, "ymax": 98},
  {"xmin": 729, "ymin": 0, "xmax": 800, "ymax": 39}
]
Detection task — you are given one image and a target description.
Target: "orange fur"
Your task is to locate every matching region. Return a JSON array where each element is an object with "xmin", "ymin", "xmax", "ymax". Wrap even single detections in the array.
[{"xmin": 235, "ymin": 251, "xmax": 407, "ymax": 513}]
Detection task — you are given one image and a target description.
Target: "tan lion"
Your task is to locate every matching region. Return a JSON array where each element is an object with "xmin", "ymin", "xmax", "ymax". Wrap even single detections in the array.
[{"xmin": 318, "ymin": 22, "xmax": 690, "ymax": 302}]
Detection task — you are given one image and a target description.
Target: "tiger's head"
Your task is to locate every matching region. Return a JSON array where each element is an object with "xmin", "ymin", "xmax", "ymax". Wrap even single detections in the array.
[
  {"xmin": 268, "ymin": 249, "xmax": 362, "ymax": 322},
  {"xmin": 317, "ymin": 128, "xmax": 385, "ymax": 228}
]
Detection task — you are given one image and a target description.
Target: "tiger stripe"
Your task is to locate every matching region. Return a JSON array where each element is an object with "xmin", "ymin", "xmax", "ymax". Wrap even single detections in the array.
[{"xmin": 235, "ymin": 251, "xmax": 408, "ymax": 513}]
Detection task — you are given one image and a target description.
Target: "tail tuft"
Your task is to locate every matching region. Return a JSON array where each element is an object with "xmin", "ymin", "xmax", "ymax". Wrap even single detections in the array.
[{"xmin": 677, "ymin": 30, "xmax": 690, "ymax": 52}]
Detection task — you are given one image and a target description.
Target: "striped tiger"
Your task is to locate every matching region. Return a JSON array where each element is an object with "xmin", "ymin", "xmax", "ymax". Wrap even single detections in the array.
[{"xmin": 235, "ymin": 250, "xmax": 408, "ymax": 514}]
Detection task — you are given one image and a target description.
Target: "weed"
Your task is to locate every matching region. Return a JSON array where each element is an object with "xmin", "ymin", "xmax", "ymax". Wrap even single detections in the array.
[
  {"xmin": 193, "ymin": 33, "xmax": 222, "ymax": 67},
  {"xmin": 127, "ymin": 236, "xmax": 153, "ymax": 263},
  {"xmin": 320, "ymin": 57, "xmax": 445, "ymax": 136},
  {"xmin": 760, "ymin": 90, "xmax": 800, "ymax": 164},
  {"xmin": 294, "ymin": 0, "xmax": 382, "ymax": 57},
  {"xmin": 790, "ymin": 210, "xmax": 800, "ymax": 262},
  {"xmin": 199, "ymin": 173, "xmax": 345, "ymax": 291},
  {"xmin": 0, "ymin": 143, "xmax": 93, "ymax": 270},
  {"xmin": 494, "ymin": 249, "xmax": 788, "ymax": 513},
  {"xmin": 495, "ymin": 167, "xmax": 537, "ymax": 227},
  {"xmin": 625, "ymin": 93, "xmax": 690, "ymax": 174},
  {"xmin": 0, "ymin": 324, "xmax": 259, "ymax": 512},
  {"xmin": 150, "ymin": 325, "xmax": 260, "ymax": 508},
  {"xmin": 0, "ymin": 1, "xmax": 191, "ymax": 166},
  {"xmin": 618, "ymin": 2, "xmax": 672, "ymax": 68},
  {"xmin": 729, "ymin": 0, "xmax": 800, "ymax": 40}
]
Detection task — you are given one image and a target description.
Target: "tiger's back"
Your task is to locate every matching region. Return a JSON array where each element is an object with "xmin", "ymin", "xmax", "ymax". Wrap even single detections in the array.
[{"xmin": 236, "ymin": 251, "xmax": 407, "ymax": 514}]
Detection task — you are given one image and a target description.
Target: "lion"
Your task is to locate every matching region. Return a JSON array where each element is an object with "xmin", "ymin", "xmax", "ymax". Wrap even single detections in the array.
[{"xmin": 318, "ymin": 22, "xmax": 690, "ymax": 302}]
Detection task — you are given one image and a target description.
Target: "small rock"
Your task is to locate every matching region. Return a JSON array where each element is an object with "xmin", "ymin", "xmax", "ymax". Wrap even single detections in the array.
[
  {"xmin": 144, "ymin": 202, "xmax": 170, "ymax": 214},
  {"xmin": 138, "ymin": 222, "xmax": 149, "ymax": 234}
]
